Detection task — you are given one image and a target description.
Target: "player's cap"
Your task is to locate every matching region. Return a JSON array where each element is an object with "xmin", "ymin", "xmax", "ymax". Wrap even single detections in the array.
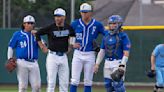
[
  {"xmin": 54, "ymin": 8, "xmax": 66, "ymax": 16},
  {"xmin": 23, "ymin": 15, "xmax": 35, "ymax": 23},
  {"xmin": 80, "ymin": 3, "xmax": 92, "ymax": 12}
]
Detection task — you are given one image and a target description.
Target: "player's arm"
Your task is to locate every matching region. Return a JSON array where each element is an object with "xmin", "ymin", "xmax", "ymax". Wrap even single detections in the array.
[
  {"xmin": 94, "ymin": 38, "xmax": 105, "ymax": 73},
  {"xmin": 151, "ymin": 54, "xmax": 155, "ymax": 71},
  {"xmin": 120, "ymin": 50, "xmax": 129, "ymax": 66},
  {"xmin": 7, "ymin": 47, "xmax": 14, "ymax": 59},
  {"xmin": 35, "ymin": 26, "xmax": 50, "ymax": 53},
  {"xmin": 151, "ymin": 45, "xmax": 160, "ymax": 70},
  {"xmin": 7, "ymin": 32, "xmax": 18, "ymax": 59},
  {"xmin": 70, "ymin": 21, "xmax": 81, "ymax": 49},
  {"xmin": 120, "ymin": 33, "xmax": 131, "ymax": 67}
]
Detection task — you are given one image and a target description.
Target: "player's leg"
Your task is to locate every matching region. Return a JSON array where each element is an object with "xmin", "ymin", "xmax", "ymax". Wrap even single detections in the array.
[
  {"xmin": 104, "ymin": 68, "xmax": 114, "ymax": 92},
  {"xmin": 70, "ymin": 51, "xmax": 83, "ymax": 92},
  {"xmin": 113, "ymin": 80, "xmax": 126, "ymax": 92},
  {"xmin": 46, "ymin": 53, "xmax": 58, "ymax": 92},
  {"xmin": 58, "ymin": 55, "xmax": 69, "ymax": 92},
  {"xmin": 29, "ymin": 61, "xmax": 41, "ymax": 92},
  {"xmin": 83, "ymin": 54, "xmax": 95, "ymax": 92},
  {"xmin": 154, "ymin": 67, "xmax": 163, "ymax": 92},
  {"xmin": 104, "ymin": 78, "xmax": 114, "ymax": 92},
  {"xmin": 17, "ymin": 59, "xmax": 29, "ymax": 92}
]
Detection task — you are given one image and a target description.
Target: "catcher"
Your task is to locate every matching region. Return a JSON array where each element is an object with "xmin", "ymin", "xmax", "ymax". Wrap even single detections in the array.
[{"xmin": 94, "ymin": 15, "xmax": 131, "ymax": 92}]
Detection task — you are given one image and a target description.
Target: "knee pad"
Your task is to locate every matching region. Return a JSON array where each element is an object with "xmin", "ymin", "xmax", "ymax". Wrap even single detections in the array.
[
  {"xmin": 84, "ymin": 79, "xmax": 92, "ymax": 86},
  {"xmin": 113, "ymin": 80, "xmax": 126, "ymax": 92},
  {"xmin": 71, "ymin": 79, "xmax": 79, "ymax": 86},
  {"xmin": 104, "ymin": 78, "xmax": 114, "ymax": 92}
]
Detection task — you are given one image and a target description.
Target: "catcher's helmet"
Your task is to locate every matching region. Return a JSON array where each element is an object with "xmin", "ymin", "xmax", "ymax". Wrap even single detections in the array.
[{"xmin": 108, "ymin": 15, "xmax": 123, "ymax": 34}]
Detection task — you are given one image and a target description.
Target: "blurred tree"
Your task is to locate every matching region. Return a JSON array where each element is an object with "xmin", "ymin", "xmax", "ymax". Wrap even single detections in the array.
[{"xmin": 0, "ymin": 0, "xmax": 91, "ymax": 28}]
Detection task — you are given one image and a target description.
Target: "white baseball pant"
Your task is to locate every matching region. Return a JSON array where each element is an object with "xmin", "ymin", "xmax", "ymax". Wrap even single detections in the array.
[
  {"xmin": 46, "ymin": 51, "xmax": 69, "ymax": 92},
  {"xmin": 17, "ymin": 59, "xmax": 41, "ymax": 92},
  {"xmin": 71, "ymin": 50, "xmax": 95, "ymax": 86}
]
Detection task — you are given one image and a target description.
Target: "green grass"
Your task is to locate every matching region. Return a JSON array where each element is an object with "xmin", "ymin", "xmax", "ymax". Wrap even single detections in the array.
[{"xmin": 0, "ymin": 85, "xmax": 151, "ymax": 92}]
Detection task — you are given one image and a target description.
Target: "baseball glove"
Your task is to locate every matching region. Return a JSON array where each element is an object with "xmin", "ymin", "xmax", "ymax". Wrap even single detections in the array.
[
  {"xmin": 5, "ymin": 58, "xmax": 17, "ymax": 72},
  {"xmin": 111, "ymin": 68, "xmax": 125, "ymax": 82},
  {"xmin": 147, "ymin": 70, "xmax": 156, "ymax": 78}
]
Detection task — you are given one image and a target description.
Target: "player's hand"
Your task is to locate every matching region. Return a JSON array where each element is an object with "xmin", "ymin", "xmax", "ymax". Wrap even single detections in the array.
[
  {"xmin": 119, "ymin": 64, "xmax": 125, "ymax": 71},
  {"xmin": 151, "ymin": 65, "xmax": 155, "ymax": 71},
  {"xmin": 73, "ymin": 43, "xmax": 81, "ymax": 49},
  {"xmin": 94, "ymin": 64, "xmax": 99, "ymax": 74},
  {"xmin": 31, "ymin": 30, "xmax": 37, "ymax": 35}
]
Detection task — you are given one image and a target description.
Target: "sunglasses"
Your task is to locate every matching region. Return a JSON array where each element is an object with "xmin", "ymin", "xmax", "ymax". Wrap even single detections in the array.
[{"xmin": 26, "ymin": 22, "xmax": 35, "ymax": 25}]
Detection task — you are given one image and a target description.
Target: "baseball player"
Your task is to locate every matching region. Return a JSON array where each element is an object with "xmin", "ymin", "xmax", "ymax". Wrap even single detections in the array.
[
  {"xmin": 7, "ymin": 15, "xmax": 41, "ymax": 92},
  {"xmin": 70, "ymin": 3, "xmax": 106, "ymax": 92},
  {"xmin": 150, "ymin": 44, "xmax": 164, "ymax": 92},
  {"xmin": 35, "ymin": 8, "xmax": 75, "ymax": 92},
  {"xmin": 94, "ymin": 15, "xmax": 131, "ymax": 92}
]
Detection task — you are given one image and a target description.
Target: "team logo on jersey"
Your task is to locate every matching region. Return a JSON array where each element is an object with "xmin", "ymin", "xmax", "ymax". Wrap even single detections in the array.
[
  {"xmin": 20, "ymin": 41, "xmax": 27, "ymax": 48},
  {"xmin": 53, "ymin": 30, "xmax": 69, "ymax": 37},
  {"xmin": 92, "ymin": 26, "xmax": 96, "ymax": 35},
  {"xmin": 109, "ymin": 38, "xmax": 113, "ymax": 42},
  {"xmin": 76, "ymin": 33, "xmax": 82, "ymax": 40}
]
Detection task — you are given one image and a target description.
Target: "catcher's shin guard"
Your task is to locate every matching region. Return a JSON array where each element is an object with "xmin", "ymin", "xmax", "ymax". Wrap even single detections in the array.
[
  {"xmin": 104, "ymin": 78, "xmax": 114, "ymax": 92},
  {"xmin": 113, "ymin": 80, "xmax": 126, "ymax": 92}
]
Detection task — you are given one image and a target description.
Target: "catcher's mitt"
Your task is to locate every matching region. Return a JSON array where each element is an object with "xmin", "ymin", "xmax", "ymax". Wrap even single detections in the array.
[
  {"xmin": 147, "ymin": 70, "xmax": 156, "ymax": 78},
  {"xmin": 5, "ymin": 58, "xmax": 17, "ymax": 72},
  {"xmin": 111, "ymin": 68, "xmax": 125, "ymax": 82}
]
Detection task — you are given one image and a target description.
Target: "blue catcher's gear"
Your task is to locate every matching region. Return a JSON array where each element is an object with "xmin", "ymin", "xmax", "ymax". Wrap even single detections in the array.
[{"xmin": 108, "ymin": 15, "xmax": 123, "ymax": 34}]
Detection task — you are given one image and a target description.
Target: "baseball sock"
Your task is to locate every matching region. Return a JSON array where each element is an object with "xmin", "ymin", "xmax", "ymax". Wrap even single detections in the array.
[
  {"xmin": 70, "ymin": 84, "xmax": 77, "ymax": 92},
  {"xmin": 84, "ymin": 86, "xmax": 91, "ymax": 92}
]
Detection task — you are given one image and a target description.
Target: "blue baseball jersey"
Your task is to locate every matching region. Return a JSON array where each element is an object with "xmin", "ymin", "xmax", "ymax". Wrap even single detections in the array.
[
  {"xmin": 71, "ymin": 18, "xmax": 106, "ymax": 52},
  {"xmin": 9, "ymin": 30, "xmax": 38, "ymax": 60},
  {"xmin": 152, "ymin": 44, "xmax": 164, "ymax": 67},
  {"xmin": 100, "ymin": 31, "xmax": 131, "ymax": 60}
]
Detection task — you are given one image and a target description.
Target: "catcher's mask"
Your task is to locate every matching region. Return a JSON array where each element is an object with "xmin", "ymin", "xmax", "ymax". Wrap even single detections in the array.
[{"xmin": 108, "ymin": 15, "xmax": 123, "ymax": 35}]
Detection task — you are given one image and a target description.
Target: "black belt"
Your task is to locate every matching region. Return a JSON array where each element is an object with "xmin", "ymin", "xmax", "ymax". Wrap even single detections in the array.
[{"xmin": 49, "ymin": 51, "xmax": 64, "ymax": 56}]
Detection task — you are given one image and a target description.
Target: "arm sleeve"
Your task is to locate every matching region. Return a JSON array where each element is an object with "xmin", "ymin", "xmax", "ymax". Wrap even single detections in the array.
[
  {"xmin": 7, "ymin": 47, "xmax": 14, "ymax": 59},
  {"xmin": 35, "ymin": 26, "xmax": 50, "ymax": 41},
  {"xmin": 152, "ymin": 45, "xmax": 160, "ymax": 57},
  {"xmin": 100, "ymin": 37, "xmax": 105, "ymax": 49},
  {"xmin": 8, "ymin": 32, "xmax": 18, "ymax": 48},
  {"xmin": 122, "ymin": 33, "xmax": 131, "ymax": 51},
  {"xmin": 96, "ymin": 49, "xmax": 105, "ymax": 65}
]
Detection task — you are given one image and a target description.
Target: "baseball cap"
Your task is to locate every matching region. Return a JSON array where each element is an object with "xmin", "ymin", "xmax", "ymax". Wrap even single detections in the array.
[
  {"xmin": 80, "ymin": 3, "xmax": 92, "ymax": 12},
  {"xmin": 54, "ymin": 8, "xmax": 66, "ymax": 16},
  {"xmin": 23, "ymin": 15, "xmax": 35, "ymax": 23}
]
